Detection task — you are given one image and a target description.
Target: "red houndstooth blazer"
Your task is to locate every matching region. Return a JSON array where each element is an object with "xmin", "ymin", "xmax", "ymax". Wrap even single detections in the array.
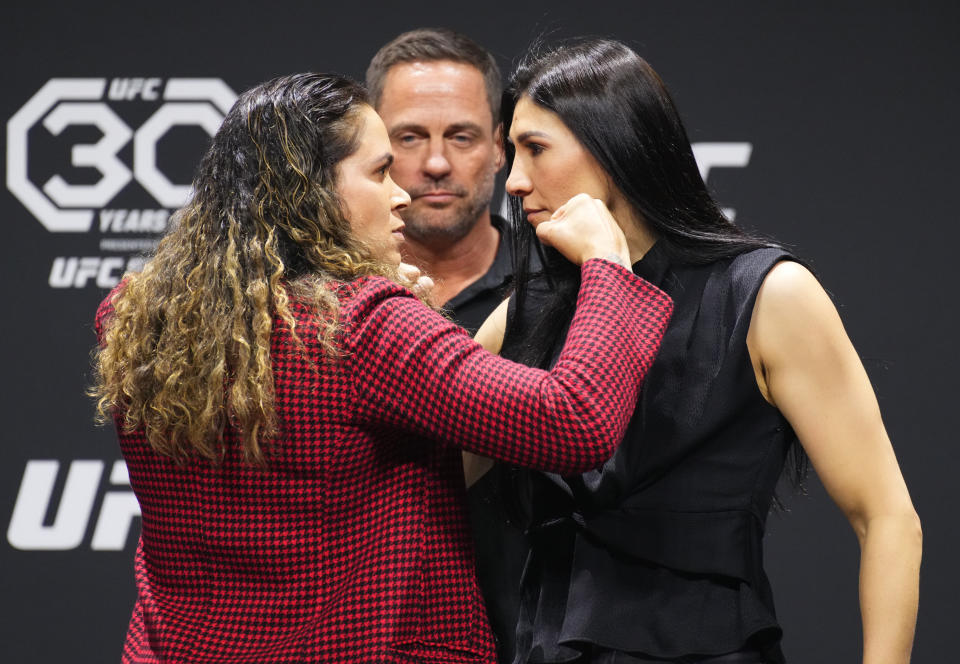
[{"xmin": 96, "ymin": 259, "xmax": 672, "ymax": 663}]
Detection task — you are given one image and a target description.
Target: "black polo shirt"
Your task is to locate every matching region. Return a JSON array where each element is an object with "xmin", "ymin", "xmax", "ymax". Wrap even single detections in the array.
[{"xmin": 442, "ymin": 214, "xmax": 517, "ymax": 335}]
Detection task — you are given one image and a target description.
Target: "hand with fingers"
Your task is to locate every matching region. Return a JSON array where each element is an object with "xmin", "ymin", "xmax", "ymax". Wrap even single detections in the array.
[
  {"xmin": 397, "ymin": 262, "xmax": 436, "ymax": 300},
  {"xmin": 535, "ymin": 193, "xmax": 631, "ymax": 268}
]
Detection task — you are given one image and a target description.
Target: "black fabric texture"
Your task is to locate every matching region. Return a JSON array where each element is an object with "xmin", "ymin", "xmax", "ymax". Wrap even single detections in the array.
[
  {"xmin": 482, "ymin": 244, "xmax": 799, "ymax": 664},
  {"xmin": 444, "ymin": 214, "xmax": 521, "ymax": 335}
]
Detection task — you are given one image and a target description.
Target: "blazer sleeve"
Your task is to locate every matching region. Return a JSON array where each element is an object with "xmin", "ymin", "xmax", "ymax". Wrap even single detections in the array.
[{"xmin": 343, "ymin": 259, "xmax": 673, "ymax": 475}]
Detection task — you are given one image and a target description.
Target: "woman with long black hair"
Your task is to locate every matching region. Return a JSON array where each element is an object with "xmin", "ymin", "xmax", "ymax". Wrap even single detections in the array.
[{"xmin": 469, "ymin": 39, "xmax": 920, "ymax": 664}]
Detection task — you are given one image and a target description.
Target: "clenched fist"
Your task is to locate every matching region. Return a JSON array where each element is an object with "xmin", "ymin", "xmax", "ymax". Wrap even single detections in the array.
[{"xmin": 534, "ymin": 193, "xmax": 630, "ymax": 267}]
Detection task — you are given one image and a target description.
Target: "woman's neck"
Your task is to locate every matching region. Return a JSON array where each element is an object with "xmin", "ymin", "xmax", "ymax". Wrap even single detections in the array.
[{"xmin": 611, "ymin": 201, "xmax": 657, "ymax": 264}]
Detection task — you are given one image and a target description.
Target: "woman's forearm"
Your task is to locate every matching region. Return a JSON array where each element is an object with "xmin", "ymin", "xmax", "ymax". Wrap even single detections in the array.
[
  {"xmin": 346, "ymin": 261, "xmax": 672, "ymax": 474},
  {"xmin": 858, "ymin": 511, "xmax": 922, "ymax": 664}
]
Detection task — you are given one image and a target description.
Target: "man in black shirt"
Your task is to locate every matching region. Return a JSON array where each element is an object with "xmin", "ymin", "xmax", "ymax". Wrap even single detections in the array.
[
  {"xmin": 366, "ymin": 28, "xmax": 513, "ymax": 334},
  {"xmin": 368, "ymin": 29, "xmax": 530, "ymax": 663}
]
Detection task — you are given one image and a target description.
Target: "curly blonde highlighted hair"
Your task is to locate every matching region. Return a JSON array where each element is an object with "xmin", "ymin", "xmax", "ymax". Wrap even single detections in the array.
[{"xmin": 92, "ymin": 73, "xmax": 398, "ymax": 465}]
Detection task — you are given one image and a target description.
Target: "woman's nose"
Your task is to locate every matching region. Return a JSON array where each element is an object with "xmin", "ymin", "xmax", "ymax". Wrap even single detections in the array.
[
  {"xmin": 391, "ymin": 178, "xmax": 411, "ymax": 210},
  {"xmin": 505, "ymin": 159, "xmax": 531, "ymax": 197}
]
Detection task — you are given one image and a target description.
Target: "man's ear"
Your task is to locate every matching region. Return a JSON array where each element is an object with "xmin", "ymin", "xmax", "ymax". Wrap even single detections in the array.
[{"xmin": 493, "ymin": 123, "xmax": 506, "ymax": 171}]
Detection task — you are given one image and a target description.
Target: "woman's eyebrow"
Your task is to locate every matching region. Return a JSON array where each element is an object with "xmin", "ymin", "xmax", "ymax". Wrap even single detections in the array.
[{"xmin": 513, "ymin": 130, "xmax": 550, "ymax": 142}]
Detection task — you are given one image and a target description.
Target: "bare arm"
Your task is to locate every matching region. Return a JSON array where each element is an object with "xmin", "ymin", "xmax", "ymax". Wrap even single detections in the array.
[
  {"xmin": 473, "ymin": 296, "xmax": 509, "ymax": 356},
  {"xmin": 749, "ymin": 261, "xmax": 921, "ymax": 664}
]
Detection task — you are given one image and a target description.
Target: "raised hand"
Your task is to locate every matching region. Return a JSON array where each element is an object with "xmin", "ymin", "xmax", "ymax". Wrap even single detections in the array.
[{"xmin": 534, "ymin": 193, "xmax": 630, "ymax": 267}]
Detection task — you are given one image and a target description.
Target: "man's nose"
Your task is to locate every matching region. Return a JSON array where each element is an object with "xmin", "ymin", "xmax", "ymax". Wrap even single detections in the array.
[{"xmin": 422, "ymin": 140, "xmax": 452, "ymax": 179}]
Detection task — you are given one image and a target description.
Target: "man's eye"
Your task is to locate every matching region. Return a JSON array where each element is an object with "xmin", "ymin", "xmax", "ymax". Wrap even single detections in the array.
[{"xmin": 396, "ymin": 135, "xmax": 419, "ymax": 145}]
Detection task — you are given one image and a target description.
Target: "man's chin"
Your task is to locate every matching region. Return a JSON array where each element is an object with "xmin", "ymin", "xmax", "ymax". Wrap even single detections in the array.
[
  {"xmin": 402, "ymin": 211, "xmax": 466, "ymax": 237},
  {"xmin": 400, "ymin": 199, "xmax": 488, "ymax": 245}
]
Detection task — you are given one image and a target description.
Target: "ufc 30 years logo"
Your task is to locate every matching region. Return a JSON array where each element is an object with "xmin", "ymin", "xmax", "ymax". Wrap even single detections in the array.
[{"xmin": 6, "ymin": 77, "xmax": 238, "ymax": 287}]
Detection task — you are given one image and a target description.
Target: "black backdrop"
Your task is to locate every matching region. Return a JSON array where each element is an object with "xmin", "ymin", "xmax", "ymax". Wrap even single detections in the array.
[{"xmin": 1, "ymin": 2, "xmax": 956, "ymax": 661}]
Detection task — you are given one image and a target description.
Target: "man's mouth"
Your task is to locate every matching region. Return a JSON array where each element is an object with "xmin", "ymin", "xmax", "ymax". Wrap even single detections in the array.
[{"xmin": 414, "ymin": 191, "xmax": 461, "ymax": 204}]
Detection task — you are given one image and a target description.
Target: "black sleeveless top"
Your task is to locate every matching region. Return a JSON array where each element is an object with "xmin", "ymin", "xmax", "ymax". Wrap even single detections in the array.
[{"xmin": 497, "ymin": 245, "xmax": 798, "ymax": 663}]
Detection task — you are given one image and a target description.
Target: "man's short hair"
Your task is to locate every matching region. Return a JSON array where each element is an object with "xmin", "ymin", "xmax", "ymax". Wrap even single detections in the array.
[{"xmin": 366, "ymin": 28, "xmax": 501, "ymax": 124}]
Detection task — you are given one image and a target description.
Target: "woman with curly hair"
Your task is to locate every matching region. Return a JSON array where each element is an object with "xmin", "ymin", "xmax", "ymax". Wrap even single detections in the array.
[{"xmin": 90, "ymin": 72, "xmax": 672, "ymax": 663}]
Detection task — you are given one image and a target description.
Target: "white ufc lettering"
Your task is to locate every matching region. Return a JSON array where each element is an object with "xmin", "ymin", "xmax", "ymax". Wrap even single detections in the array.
[
  {"xmin": 692, "ymin": 142, "xmax": 753, "ymax": 220},
  {"xmin": 7, "ymin": 460, "xmax": 140, "ymax": 551}
]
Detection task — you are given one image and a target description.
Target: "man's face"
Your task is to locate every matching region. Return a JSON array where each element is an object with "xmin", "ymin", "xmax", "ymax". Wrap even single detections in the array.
[{"xmin": 376, "ymin": 60, "xmax": 504, "ymax": 246}]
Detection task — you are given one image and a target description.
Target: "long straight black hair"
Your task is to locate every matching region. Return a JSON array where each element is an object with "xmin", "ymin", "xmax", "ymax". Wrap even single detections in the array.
[
  {"xmin": 501, "ymin": 39, "xmax": 806, "ymax": 489},
  {"xmin": 503, "ymin": 38, "xmax": 779, "ymax": 369}
]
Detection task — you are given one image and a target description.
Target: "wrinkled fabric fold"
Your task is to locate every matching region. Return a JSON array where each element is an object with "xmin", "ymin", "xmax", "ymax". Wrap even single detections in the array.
[
  {"xmin": 496, "ymin": 245, "xmax": 802, "ymax": 664},
  {"xmin": 515, "ymin": 508, "xmax": 782, "ymax": 663},
  {"xmin": 581, "ymin": 507, "xmax": 764, "ymax": 582}
]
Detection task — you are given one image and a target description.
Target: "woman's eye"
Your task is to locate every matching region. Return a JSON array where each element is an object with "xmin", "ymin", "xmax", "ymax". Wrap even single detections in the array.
[{"xmin": 526, "ymin": 142, "xmax": 545, "ymax": 156}]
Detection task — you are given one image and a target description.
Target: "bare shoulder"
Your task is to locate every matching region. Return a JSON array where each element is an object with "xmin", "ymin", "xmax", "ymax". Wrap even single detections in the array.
[
  {"xmin": 752, "ymin": 260, "xmax": 843, "ymax": 337},
  {"xmin": 748, "ymin": 260, "xmax": 850, "ymax": 402},
  {"xmin": 756, "ymin": 260, "xmax": 828, "ymax": 310}
]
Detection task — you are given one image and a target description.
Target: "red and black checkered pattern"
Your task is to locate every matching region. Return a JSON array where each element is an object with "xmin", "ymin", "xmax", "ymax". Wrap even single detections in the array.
[{"xmin": 96, "ymin": 259, "xmax": 671, "ymax": 663}]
